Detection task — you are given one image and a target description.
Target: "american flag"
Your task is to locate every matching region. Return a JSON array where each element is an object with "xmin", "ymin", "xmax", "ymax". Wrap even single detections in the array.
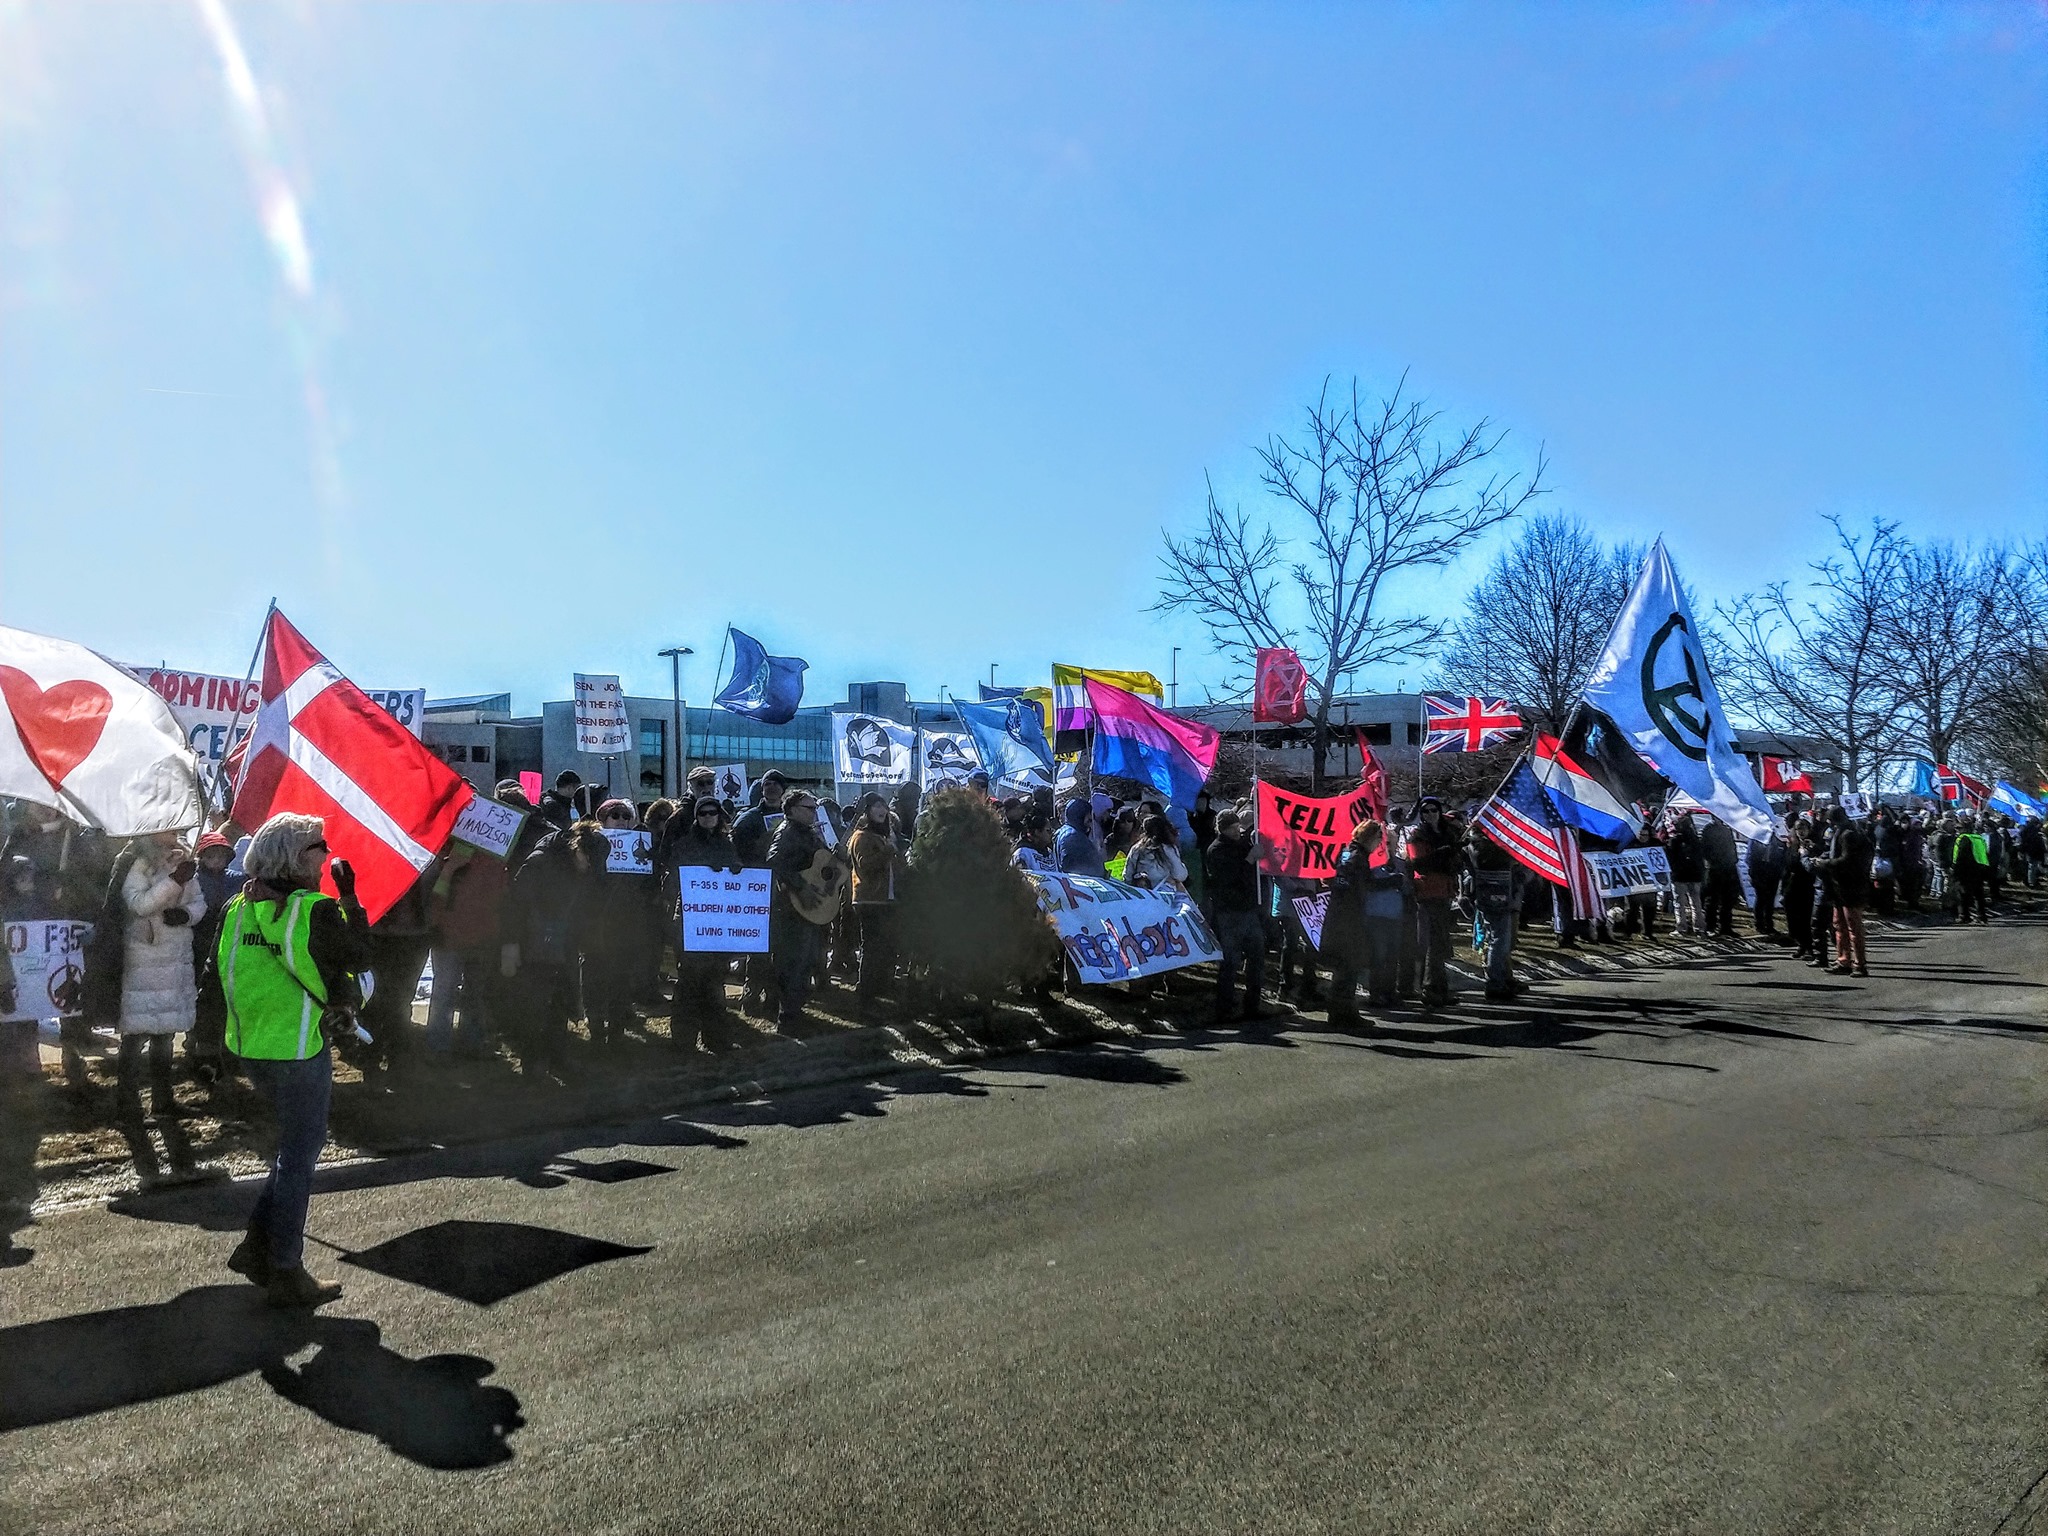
[
  {"xmin": 1475, "ymin": 759, "xmax": 1599, "ymax": 919},
  {"xmin": 1424, "ymin": 695, "xmax": 1524, "ymax": 753}
]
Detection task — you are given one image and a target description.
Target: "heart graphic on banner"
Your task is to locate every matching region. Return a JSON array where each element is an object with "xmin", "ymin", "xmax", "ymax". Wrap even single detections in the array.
[{"xmin": 0, "ymin": 665, "xmax": 113, "ymax": 786}]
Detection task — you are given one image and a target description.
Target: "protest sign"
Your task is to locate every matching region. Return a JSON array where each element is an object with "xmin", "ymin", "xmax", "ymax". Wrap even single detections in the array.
[
  {"xmin": 707, "ymin": 763, "xmax": 748, "ymax": 802},
  {"xmin": 573, "ymin": 674, "xmax": 630, "ymax": 754},
  {"xmin": 2, "ymin": 919, "xmax": 92, "ymax": 1023},
  {"xmin": 449, "ymin": 795, "xmax": 527, "ymax": 859},
  {"xmin": 1581, "ymin": 846, "xmax": 1674, "ymax": 899},
  {"xmin": 1838, "ymin": 792, "xmax": 1871, "ymax": 820},
  {"xmin": 678, "ymin": 867, "xmax": 771, "ymax": 953},
  {"xmin": 519, "ymin": 771, "xmax": 543, "ymax": 805},
  {"xmin": 833, "ymin": 713, "xmax": 915, "ymax": 789},
  {"xmin": 918, "ymin": 729, "xmax": 980, "ymax": 792},
  {"xmin": 1291, "ymin": 892, "xmax": 1331, "ymax": 951},
  {"xmin": 603, "ymin": 828, "xmax": 654, "ymax": 874},
  {"xmin": 1024, "ymin": 871, "xmax": 1222, "ymax": 985},
  {"xmin": 128, "ymin": 665, "xmax": 423, "ymax": 764},
  {"xmin": 1254, "ymin": 779, "xmax": 1379, "ymax": 880}
]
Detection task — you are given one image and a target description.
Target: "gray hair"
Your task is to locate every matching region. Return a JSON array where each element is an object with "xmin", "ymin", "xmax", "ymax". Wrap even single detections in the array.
[{"xmin": 243, "ymin": 813, "xmax": 326, "ymax": 883}]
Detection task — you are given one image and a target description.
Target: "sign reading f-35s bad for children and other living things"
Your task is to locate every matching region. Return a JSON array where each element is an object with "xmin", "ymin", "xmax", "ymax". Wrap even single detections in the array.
[
  {"xmin": 1254, "ymin": 780, "xmax": 1379, "ymax": 880},
  {"xmin": 1025, "ymin": 871, "xmax": 1222, "ymax": 984},
  {"xmin": 128, "ymin": 667, "xmax": 424, "ymax": 765},
  {"xmin": 678, "ymin": 867, "xmax": 773, "ymax": 953}
]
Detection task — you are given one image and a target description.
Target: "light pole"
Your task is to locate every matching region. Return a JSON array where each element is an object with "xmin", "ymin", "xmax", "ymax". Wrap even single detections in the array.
[
  {"xmin": 1170, "ymin": 647, "xmax": 1181, "ymax": 709},
  {"xmin": 989, "ymin": 662, "xmax": 998, "ymax": 690},
  {"xmin": 658, "ymin": 645, "xmax": 693, "ymax": 797}
]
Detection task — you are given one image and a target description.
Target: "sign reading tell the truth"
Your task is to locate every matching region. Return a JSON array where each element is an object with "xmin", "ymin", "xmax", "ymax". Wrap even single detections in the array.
[
  {"xmin": 1254, "ymin": 780, "xmax": 1380, "ymax": 881},
  {"xmin": 678, "ymin": 867, "xmax": 772, "ymax": 953}
]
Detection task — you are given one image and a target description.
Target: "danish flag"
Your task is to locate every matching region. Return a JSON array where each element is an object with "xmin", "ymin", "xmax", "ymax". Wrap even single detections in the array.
[{"xmin": 230, "ymin": 609, "xmax": 472, "ymax": 922}]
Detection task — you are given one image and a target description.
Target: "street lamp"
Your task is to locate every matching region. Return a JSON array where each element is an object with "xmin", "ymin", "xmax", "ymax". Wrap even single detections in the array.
[
  {"xmin": 989, "ymin": 662, "xmax": 998, "ymax": 690},
  {"xmin": 658, "ymin": 645, "xmax": 693, "ymax": 797},
  {"xmin": 1170, "ymin": 647, "xmax": 1181, "ymax": 709}
]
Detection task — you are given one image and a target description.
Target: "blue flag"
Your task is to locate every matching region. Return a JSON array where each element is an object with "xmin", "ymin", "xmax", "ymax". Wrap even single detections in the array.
[
  {"xmin": 1990, "ymin": 781, "xmax": 2044, "ymax": 821},
  {"xmin": 713, "ymin": 628, "xmax": 807, "ymax": 725},
  {"xmin": 957, "ymin": 698, "xmax": 1054, "ymax": 788},
  {"xmin": 1909, "ymin": 759, "xmax": 1940, "ymax": 799}
]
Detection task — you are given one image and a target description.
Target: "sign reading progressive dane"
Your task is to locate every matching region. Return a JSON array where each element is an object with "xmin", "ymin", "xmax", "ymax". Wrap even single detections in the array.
[
  {"xmin": 2, "ymin": 919, "xmax": 92, "ymax": 1024},
  {"xmin": 1581, "ymin": 847, "xmax": 1673, "ymax": 898},
  {"xmin": 128, "ymin": 666, "xmax": 424, "ymax": 762},
  {"xmin": 1253, "ymin": 780, "xmax": 1378, "ymax": 880},
  {"xmin": 833, "ymin": 713, "xmax": 915, "ymax": 788},
  {"xmin": 678, "ymin": 867, "xmax": 772, "ymax": 953},
  {"xmin": 1025, "ymin": 871, "xmax": 1221, "ymax": 985}
]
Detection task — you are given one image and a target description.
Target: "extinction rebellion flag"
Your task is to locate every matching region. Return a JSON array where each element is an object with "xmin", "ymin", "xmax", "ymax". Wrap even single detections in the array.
[{"xmin": 1253, "ymin": 647, "xmax": 1308, "ymax": 725}]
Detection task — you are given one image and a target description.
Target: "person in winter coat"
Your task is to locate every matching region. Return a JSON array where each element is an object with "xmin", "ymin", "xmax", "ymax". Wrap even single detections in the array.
[
  {"xmin": 507, "ymin": 820, "xmax": 607, "ymax": 1073},
  {"xmin": 1780, "ymin": 820, "xmax": 1818, "ymax": 959},
  {"xmin": 1203, "ymin": 811, "xmax": 1266, "ymax": 1022},
  {"xmin": 1325, "ymin": 821, "xmax": 1407, "ymax": 1024},
  {"xmin": 1466, "ymin": 832, "xmax": 1526, "ymax": 999},
  {"xmin": 537, "ymin": 771, "xmax": 582, "ymax": 832},
  {"xmin": 1699, "ymin": 817, "xmax": 1741, "ymax": 938},
  {"xmin": 668, "ymin": 796, "xmax": 742, "ymax": 1041},
  {"xmin": 187, "ymin": 831, "xmax": 238, "ymax": 1083},
  {"xmin": 1747, "ymin": 830, "xmax": 1786, "ymax": 938},
  {"xmin": 424, "ymin": 841, "xmax": 511, "ymax": 1059},
  {"xmin": 1664, "ymin": 813, "xmax": 1706, "ymax": 937},
  {"xmin": 1404, "ymin": 797, "xmax": 1463, "ymax": 1009},
  {"xmin": 581, "ymin": 799, "xmax": 653, "ymax": 1049},
  {"xmin": 766, "ymin": 790, "xmax": 831, "ymax": 1031},
  {"xmin": 115, "ymin": 832, "xmax": 207, "ymax": 1122},
  {"xmin": 2022, "ymin": 817, "xmax": 2047, "ymax": 889},
  {"xmin": 1950, "ymin": 817, "xmax": 1992, "ymax": 924},
  {"xmin": 1055, "ymin": 798, "xmax": 1107, "ymax": 877},
  {"xmin": 731, "ymin": 772, "xmax": 789, "ymax": 1016},
  {"xmin": 1816, "ymin": 806, "xmax": 1874, "ymax": 975},
  {"xmin": 848, "ymin": 792, "xmax": 905, "ymax": 1018}
]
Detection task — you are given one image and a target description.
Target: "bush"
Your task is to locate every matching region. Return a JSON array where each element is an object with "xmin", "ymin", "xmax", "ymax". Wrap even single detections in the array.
[{"xmin": 899, "ymin": 788, "xmax": 1059, "ymax": 999}]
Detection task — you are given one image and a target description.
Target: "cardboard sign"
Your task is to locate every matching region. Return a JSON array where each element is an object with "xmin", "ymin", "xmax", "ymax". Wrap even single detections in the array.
[
  {"xmin": 603, "ymin": 828, "xmax": 654, "ymax": 874},
  {"xmin": 1024, "ymin": 871, "xmax": 1222, "ymax": 985},
  {"xmin": 2, "ymin": 919, "xmax": 93, "ymax": 1023},
  {"xmin": 706, "ymin": 763, "xmax": 749, "ymax": 803},
  {"xmin": 1254, "ymin": 779, "xmax": 1380, "ymax": 880},
  {"xmin": 573, "ymin": 673, "xmax": 630, "ymax": 754},
  {"xmin": 1838, "ymin": 792, "xmax": 1871, "ymax": 820},
  {"xmin": 450, "ymin": 795, "xmax": 528, "ymax": 859},
  {"xmin": 678, "ymin": 866, "xmax": 772, "ymax": 953},
  {"xmin": 1581, "ymin": 846, "xmax": 1674, "ymax": 898},
  {"xmin": 1291, "ymin": 892, "xmax": 1330, "ymax": 951}
]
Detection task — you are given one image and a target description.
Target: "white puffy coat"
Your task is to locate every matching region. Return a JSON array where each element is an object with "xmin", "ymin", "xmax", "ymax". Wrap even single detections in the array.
[{"xmin": 118, "ymin": 850, "xmax": 206, "ymax": 1037}]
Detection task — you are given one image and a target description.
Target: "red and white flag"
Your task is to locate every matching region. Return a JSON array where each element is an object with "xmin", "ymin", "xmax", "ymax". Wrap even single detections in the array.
[
  {"xmin": 0, "ymin": 624, "xmax": 203, "ymax": 834},
  {"xmin": 1759, "ymin": 756, "xmax": 1813, "ymax": 793},
  {"xmin": 230, "ymin": 609, "xmax": 471, "ymax": 922}
]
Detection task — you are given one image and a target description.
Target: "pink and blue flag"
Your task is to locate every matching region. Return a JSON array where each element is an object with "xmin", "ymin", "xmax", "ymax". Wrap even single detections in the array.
[{"xmin": 1084, "ymin": 678, "xmax": 1219, "ymax": 811}]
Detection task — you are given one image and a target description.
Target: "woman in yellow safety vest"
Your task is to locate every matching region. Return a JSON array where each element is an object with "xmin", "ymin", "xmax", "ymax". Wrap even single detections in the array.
[{"xmin": 216, "ymin": 813, "xmax": 368, "ymax": 1308}]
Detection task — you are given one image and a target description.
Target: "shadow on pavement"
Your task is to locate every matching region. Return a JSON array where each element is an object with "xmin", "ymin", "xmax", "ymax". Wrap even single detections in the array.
[
  {"xmin": 0, "ymin": 1284, "xmax": 522, "ymax": 1468},
  {"xmin": 335, "ymin": 1218, "xmax": 651, "ymax": 1307}
]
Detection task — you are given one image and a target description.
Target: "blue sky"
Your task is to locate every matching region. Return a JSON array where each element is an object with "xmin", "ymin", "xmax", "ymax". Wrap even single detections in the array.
[{"xmin": 3, "ymin": 1, "xmax": 2042, "ymax": 711}]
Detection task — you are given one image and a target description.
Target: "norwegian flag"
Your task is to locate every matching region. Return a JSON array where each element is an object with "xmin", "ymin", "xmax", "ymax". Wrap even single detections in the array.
[
  {"xmin": 1759, "ymin": 756, "xmax": 1813, "ymax": 793},
  {"xmin": 1475, "ymin": 759, "xmax": 1598, "ymax": 919},
  {"xmin": 1423, "ymin": 695, "xmax": 1523, "ymax": 754},
  {"xmin": 1936, "ymin": 764, "xmax": 1990, "ymax": 807},
  {"xmin": 230, "ymin": 609, "xmax": 472, "ymax": 922}
]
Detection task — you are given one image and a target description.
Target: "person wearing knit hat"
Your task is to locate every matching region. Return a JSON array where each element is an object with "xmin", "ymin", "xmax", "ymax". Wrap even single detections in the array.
[{"xmin": 585, "ymin": 799, "xmax": 652, "ymax": 1049}]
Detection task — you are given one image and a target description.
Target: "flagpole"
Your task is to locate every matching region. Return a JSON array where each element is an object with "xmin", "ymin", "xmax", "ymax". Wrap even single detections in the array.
[{"xmin": 216, "ymin": 598, "xmax": 276, "ymax": 815}]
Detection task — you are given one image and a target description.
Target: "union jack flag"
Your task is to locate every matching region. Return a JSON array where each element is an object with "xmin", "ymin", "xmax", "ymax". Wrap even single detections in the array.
[
  {"xmin": 1475, "ymin": 760, "xmax": 1598, "ymax": 919},
  {"xmin": 1423, "ymin": 695, "xmax": 1524, "ymax": 754}
]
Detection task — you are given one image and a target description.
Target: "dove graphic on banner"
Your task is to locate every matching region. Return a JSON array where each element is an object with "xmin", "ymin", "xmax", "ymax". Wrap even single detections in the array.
[
  {"xmin": 0, "ymin": 624, "xmax": 203, "ymax": 834},
  {"xmin": 1583, "ymin": 541, "xmax": 1773, "ymax": 839}
]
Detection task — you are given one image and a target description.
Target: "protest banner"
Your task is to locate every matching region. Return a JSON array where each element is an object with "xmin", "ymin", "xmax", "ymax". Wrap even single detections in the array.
[
  {"xmin": 918, "ymin": 729, "xmax": 980, "ymax": 792},
  {"xmin": 1253, "ymin": 779, "xmax": 1379, "ymax": 880},
  {"xmin": 1291, "ymin": 892, "xmax": 1330, "ymax": 951},
  {"xmin": 449, "ymin": 795, "xmax": 526, "ymax": 859},
  {"xmin": 603, "ymin": 828, "xmax": 654, "ymax": 874},
  {"xmin": 1581, "ymin": 846, "xmax": 1674, "ymax": 899},
  {"xmin": 2, "ymin": 919, "xmax": 92, "ymax": 1023},
  {"xmin": 1024, "ymin": 870, "xmax": 1222, "ymax": 984},
  {"xmin": 573, "ymin": 673, "xmax": 630, "ymax": 754},
  {"xmin": 833, "ymin": 713, "xmax": 915, "ymax": 789},
  {"xmin": 678, "ymin": 867, "xmax": 772, "ymax": 953},
  {"xmin": 128, "ymin": 665, "xmax": 423, "ymax": 763},
  {"xmin": 706, "ymin": 763, "xmax": 748, "ymax": 802},
  {"xmin": 1838, "ymin": 792, "xmax": 1871, "ymax": 820}
]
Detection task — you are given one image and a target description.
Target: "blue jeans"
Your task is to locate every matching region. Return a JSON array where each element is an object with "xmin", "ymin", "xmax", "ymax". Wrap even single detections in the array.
[
  {"xmin": 772, "ymin": 917, "xmax": 820, "ymax": 1026},
  {"xmin": 1481, "ymin": 905, "xmax": 1516, "ymax": 994},
  {"xmin": 243, "ymin": 1048, "xmax": 333, "ymax": 1271}
]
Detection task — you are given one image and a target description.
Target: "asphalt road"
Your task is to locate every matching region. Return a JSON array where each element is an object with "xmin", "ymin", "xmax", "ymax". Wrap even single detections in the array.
[{"xmin": 2, "ymin": 911, "xmax": 2044, "ymax": 1535}]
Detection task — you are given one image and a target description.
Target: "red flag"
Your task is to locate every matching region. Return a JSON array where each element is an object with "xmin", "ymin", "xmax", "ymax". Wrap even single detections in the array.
[
  {"xmin": 230, "ymin": 610, "xmax": 472, "ymax": 922},
  {"xmin": 1759, "ymin": 756, "xmax": 1813, "ymax": 793},
  {"xmin": 1253, "ymin": 647, "xmax": 1308, "ymax": 725},
  {"xmin": 1353, "ymin": 727, "xmax": 1388, "ymax": 823}
]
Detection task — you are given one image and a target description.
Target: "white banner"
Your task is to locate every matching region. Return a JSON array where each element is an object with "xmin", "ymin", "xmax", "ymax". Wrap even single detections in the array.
[
  {"xmin": 1024, "ymin": 870, "xmax": 1222, "ymax": 984},
  {"xmin": 449, "ymin": 795, "xmax": 527, "ymax": 859},
  {"xmin": 833, "ymin": 713, "xmax": 915, "ymax": 789},
  {"xmin": 1582, "ymin": 846, "xmax": 1674, "ymax": 898},
  {"xmin": 573, "ymin": 673, "xmax": 630, "ymax": 754},
  {"xmin": 128, "ymin": 665, "xmax": 423, "ymax": 762},
  {"xmin": 603, "ymin": 828, "xmax": 654, "ymax": 874},
  {"xmin": 679, "ymin": 866, "xmax": 772, "ymax": 952},
  {"xmin": 918, "ymin": 729, "xmax": 980, "ymax": 792},
  {"xmin": 2, "ymin": 918, "xmax": 92, "ymax": 1023}
]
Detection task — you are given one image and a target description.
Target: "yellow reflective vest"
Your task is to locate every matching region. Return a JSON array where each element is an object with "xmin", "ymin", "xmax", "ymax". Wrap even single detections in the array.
[{"xmin": 218, "ymin": 889, "xmax": 335, "ymax": 1061}]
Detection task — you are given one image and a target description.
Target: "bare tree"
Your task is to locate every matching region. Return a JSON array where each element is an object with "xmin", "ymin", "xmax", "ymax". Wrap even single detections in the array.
[
  {"xmin": 1155, "ymin": 376, "xmax": 1546, "ymax": 791},
  {"xmin": 1715, "ymin": 516, "xmax": 1911, "ymax": 791},
  {"xmin": 1973, "ymin": 538, "xmax": 2048, "ymax": 787},
  {"xmin": 1433, "ymin": 513, "xmax": 1642, "ymax": 732},
  {"xmin": 1878, "ymin": 535, "xmax": 2019, "ymax": 768}
]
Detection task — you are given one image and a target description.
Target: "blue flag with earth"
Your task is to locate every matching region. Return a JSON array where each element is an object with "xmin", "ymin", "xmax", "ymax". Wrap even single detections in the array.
[
  {"xmin": 713, "ymin": 628, "xmax": 807, "ymax": 726},
  {"xmin": 1582, "ymin": 540, "xmax": 1773, "ymax": 840},
  {"xmin": 957, "ymin": 698, "xmax": 1054, "ymax": 789}
]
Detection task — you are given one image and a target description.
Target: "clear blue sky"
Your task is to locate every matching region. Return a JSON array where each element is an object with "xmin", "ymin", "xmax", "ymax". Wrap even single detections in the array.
[{"xmin": 3, "ymin": 2, "xmax": 2042, "ymax": 711}]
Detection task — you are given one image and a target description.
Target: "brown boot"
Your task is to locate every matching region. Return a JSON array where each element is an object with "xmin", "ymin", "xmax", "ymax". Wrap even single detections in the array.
[{"xmin": 266, "ymin": 1266, "xmax": 343, "ymax": 1309}]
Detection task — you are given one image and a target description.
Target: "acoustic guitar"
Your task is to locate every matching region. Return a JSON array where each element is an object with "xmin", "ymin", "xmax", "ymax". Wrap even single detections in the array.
[{"xmin": 787, "ymin": 843, "xmax": 853, "ymax": 926}]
